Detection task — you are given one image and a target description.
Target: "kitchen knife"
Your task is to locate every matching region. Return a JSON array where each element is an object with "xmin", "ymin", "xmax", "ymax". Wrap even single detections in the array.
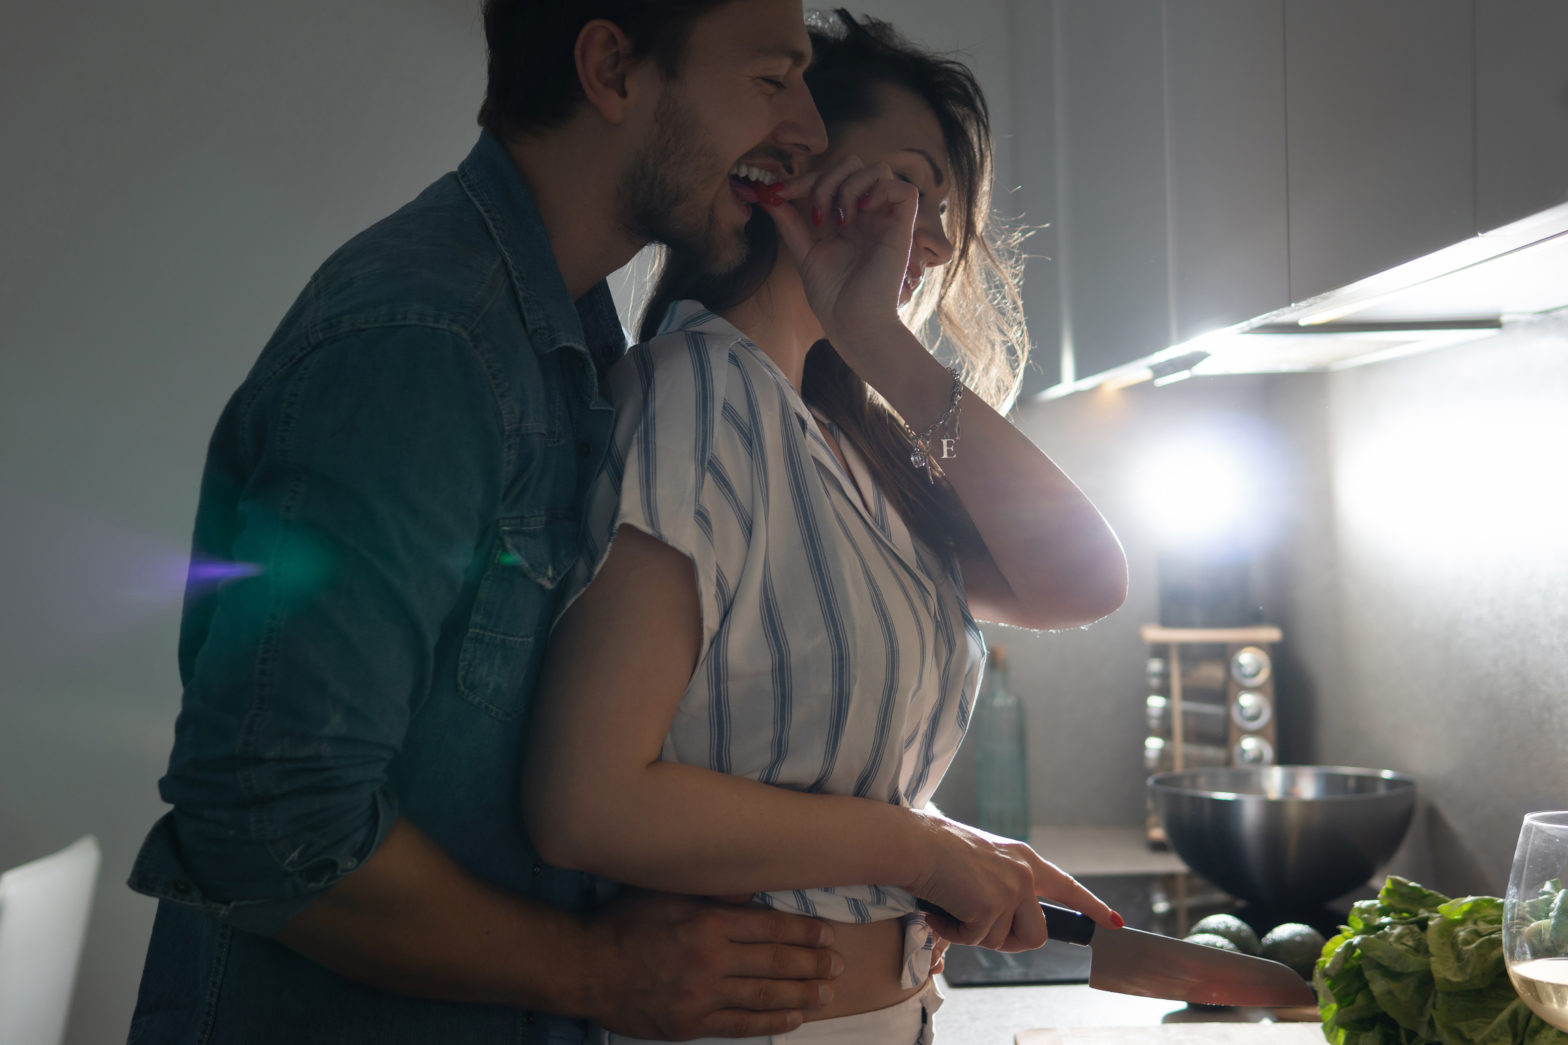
[{"xmin": 1038, "ymin": 901, "xmax": 1317, "ymax": 1007}]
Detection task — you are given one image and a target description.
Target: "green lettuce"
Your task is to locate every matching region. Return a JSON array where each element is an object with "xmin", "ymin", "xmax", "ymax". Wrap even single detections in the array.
[{"xmin": 1316, "ymin": 876, "xmax": 1568, "ymax": 1045}]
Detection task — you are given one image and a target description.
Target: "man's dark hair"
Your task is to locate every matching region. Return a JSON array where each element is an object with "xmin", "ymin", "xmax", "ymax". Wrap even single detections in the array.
[{"xmin": 478, "ymin": 0, "xmax": 735, "ymax": 138}]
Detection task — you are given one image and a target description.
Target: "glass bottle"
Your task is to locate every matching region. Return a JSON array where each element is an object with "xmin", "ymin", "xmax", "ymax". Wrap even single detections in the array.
[{"xmin": 973, "ymin": 644, "xmax": 1030, "ymax": 840}]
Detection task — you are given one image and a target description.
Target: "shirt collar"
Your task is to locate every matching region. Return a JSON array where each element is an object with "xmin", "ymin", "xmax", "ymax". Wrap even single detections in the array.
[
  {"xmin": 654, "ymin": 298, "xmax": 728, "ymax": 339},
  {"xmin": 458, "ymin": 132, "xmax": 625, "ymax": 372},
  {"xmin": 660, "ymin": 301, "xmax": 937, "ymax": 594}
]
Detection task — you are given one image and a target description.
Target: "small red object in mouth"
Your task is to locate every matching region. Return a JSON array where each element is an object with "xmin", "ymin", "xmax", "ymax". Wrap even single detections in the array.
[{"xmin": 734, "ymin": 177, "xmax": 786, "ymax": 207}]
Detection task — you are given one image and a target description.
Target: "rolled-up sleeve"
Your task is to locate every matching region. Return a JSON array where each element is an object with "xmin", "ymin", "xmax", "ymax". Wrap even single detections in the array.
[{"xmin": 132, "ymin": 325, "xmax": 503, "ymax": 935}]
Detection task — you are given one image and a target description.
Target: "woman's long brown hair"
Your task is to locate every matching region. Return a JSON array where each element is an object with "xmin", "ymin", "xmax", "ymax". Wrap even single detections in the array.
[{"xmin": 639, "ymin": 9, "xmax": 1029, "ymax": 555}]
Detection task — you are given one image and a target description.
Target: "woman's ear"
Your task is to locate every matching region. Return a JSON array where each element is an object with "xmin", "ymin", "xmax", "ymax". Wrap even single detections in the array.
[{"xmin": 574, "ymin": 19, "xmax": 641, "ymax": 125}]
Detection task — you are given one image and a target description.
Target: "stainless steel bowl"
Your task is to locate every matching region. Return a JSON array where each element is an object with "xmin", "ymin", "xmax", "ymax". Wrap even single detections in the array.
[{"xmin": 1148, "ymin": 765, "xmax": 1417, "ymax": 910}]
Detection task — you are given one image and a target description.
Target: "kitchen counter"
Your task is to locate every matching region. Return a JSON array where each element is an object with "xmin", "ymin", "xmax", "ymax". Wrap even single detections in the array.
[
  {"xmin": 934, "ymin": 980, "xmax": 1176, "ymax": 1043},
  {"xmin": 1025, "ymin": 825, "xmax": 1188, "ymax": 877},
  {"xmin": 932, "ymin": 979, "xmax": 1319, "ymax": 1044}
]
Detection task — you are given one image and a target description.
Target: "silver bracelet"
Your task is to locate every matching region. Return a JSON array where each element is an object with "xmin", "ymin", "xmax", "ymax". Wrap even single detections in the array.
[{"xmin": 907, "ymin": 366, "xmax": 964, "ymax": 482}]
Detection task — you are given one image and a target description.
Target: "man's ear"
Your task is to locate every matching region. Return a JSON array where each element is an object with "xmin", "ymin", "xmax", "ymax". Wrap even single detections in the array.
[{"xmin": 575, "ymin": 19, "xmax": 643, "ymax": 125}]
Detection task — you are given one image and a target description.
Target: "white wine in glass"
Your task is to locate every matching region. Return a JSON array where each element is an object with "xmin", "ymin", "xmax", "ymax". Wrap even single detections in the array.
[{"xmin": 1504, "ymin": 811, "xmax": 1568, "ymax": 1031}]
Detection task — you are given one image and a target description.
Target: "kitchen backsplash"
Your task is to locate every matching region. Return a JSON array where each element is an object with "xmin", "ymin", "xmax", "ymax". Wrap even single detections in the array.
[{"xmin": 933, "ymin": 310, "xmax": 1568, "ymax": 899}]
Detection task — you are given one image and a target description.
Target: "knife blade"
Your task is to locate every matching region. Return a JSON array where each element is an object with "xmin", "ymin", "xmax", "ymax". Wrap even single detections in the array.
[{"xmin": 1039, "ymin": 901, "xmax": 1317, "ymax": 1007}]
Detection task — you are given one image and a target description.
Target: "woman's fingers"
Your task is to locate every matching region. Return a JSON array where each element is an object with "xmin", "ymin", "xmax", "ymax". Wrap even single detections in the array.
[
  {"xmin": 767, "ymin": 172, "xmax": 819, "ymax": 204},
  {"xmin": 853, "ymin": 177, "xmax": 916, "ymax": 219},
  {"xmin": 908, "ymin": 813, "xmax": 1128, "ymax": 955},
  {"xmin": 909, "ymin": 816, "xmax": 1037, "ymax": 943},
  {"xmin": 810, "ymin": 154, "xmax": 865, "ymax": 226},
  {"xmin": 832, "ymin": 161, "xmax": 911, "ymax": 223},
  {"xmin": 1028, "ymin": 854, "xmax": 1124, "ymax": 930},
  {"xmin": 758, "ymin": 153, "xmax": 920, "ymax": 342},
  {"xmin": 762, "ymin": 187, "xmax": 817, "ymax": 265},
  {"xmin": 766, "ymin": 166, "xmax": 913, "ymax": 259}
]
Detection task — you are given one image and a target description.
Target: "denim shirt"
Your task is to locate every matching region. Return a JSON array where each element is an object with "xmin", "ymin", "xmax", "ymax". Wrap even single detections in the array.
[{"xmin": 126, "ymin": 132, "xmax": 624, "ymax": 1044}]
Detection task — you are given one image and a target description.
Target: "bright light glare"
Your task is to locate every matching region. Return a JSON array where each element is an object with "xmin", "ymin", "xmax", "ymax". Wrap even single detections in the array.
[
  {"xmin": 1132, "ymin": 434, "xmax": 1253, "ymax": 547},
  {"xmin": 1337, "ymin": 396, "xmax": 1568, "ymax": 563}
]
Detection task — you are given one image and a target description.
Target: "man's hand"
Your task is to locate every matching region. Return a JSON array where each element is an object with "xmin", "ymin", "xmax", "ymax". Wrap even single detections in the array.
[
  {"xmin": 929, "ymin": 931, "xmax": 951, "ymax": 977},
  {"xmin": 579, "ymin": 890, "xmax": 842, "ymax": 1040}
]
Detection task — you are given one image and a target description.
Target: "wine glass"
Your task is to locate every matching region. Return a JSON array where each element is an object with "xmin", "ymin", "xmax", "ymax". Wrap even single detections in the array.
[{"xmin": 1504, "ymin": 811, "xmax": 1568, "ymax": 1031}]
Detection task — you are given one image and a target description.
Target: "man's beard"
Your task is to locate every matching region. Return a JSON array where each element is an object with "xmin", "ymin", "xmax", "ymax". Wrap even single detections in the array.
[{"xmin": 618, "ymin": 87, "xmax": 750, "ymax": 277}]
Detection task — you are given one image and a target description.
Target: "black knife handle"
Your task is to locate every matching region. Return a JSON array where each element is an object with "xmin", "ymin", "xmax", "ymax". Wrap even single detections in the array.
[
  {"xmin": 915, "ymin": 898, "xmax": 1098, "ymax": 946},
  {"xmin": 1039, "ymin": 900, "xmax": 1096, "ymax": 946}
]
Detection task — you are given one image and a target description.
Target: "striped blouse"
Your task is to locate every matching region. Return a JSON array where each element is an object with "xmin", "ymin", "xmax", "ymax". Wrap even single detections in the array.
[{"xmin": 567, "ymin": 300, "xmax": 985, "ymax": 985}]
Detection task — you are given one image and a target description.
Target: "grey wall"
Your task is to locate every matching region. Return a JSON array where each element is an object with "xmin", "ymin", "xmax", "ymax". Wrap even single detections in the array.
[
  {"xmin": 1270, "ymin": 313, "xmax": 1568, "ymax": 896},
  {"xmin": 0, "ymin": 3, "xmax": 1013, "ymax": 1041},
  {"xmin": 933, "ymin": 372, "xmax": 1286, "ymax": 827},
  {"xmin": 935, "ymin": 313, "xmax": 1568, "ymax": 900},
  {"xmin": 1, "ymin": 3, "xmax": 487, "ymax": 1042}
]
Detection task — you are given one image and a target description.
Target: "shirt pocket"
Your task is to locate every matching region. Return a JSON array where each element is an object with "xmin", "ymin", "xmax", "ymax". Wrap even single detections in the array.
[{"xmin": 457, "ymin": 517, "xmax": 575, "ymax": 721}]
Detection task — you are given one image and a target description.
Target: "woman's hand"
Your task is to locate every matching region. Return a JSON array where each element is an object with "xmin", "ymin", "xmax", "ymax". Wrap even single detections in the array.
[
  {"xmin": 904, "ymin": 810, "xmax": 1123, "ymax": 952},
  {"xmin": 763, "ymin": 156, "xmax": 918, "ymax": 351}
]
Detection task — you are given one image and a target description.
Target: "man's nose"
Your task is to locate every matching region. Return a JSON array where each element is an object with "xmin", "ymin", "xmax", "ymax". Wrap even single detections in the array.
[{"xmin": 778, "ymin": 85, "xmax": 828, "ymax": 158}]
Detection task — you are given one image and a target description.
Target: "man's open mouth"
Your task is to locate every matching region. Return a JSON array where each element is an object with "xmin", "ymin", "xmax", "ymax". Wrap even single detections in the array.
[{"xmin": 729, "ymin": 162, "xmax": 786, "ymax": 206}]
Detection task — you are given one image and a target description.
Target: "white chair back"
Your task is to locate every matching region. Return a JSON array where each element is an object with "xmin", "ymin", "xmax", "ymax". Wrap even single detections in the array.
[{"xmin": 0, "ymin": 835, "xmax": 102, "ymax": 1045}]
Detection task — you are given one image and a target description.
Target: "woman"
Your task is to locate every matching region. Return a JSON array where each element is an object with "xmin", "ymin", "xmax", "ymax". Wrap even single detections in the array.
[{"xmin": 523, "ymin": 11, "xmax": 1129, "ymax": 1042}]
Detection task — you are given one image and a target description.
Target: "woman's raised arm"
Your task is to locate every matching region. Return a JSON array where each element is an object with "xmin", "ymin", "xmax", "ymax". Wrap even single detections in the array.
[{"xmin": 765, "ymin": 162, "xmax": 1128, "ymax": 632}]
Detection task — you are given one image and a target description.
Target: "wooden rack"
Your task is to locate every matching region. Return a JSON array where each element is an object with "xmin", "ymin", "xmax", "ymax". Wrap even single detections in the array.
[{"xmin": 1142, "ymin": 624, "xmax": 1282, "ymax": 847}]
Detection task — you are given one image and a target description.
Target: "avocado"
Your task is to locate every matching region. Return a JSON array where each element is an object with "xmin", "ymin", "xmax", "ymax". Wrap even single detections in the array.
[
  {"xmin": 1260, "ymin": 922, "xmax": 1327, "ymax": 979},
  {"xmin": 1184, "ymin": 931, "xmax": 1243, "ymax": 952},
  {"xmin": 1188, "ymin": 913, "xmax": 1262, "ymax": 956}
]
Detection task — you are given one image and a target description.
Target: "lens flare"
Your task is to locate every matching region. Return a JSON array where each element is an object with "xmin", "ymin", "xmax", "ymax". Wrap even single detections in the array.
[{"xmin": 187, "ymin": 558, "xmax": 264, "ymax": 586}]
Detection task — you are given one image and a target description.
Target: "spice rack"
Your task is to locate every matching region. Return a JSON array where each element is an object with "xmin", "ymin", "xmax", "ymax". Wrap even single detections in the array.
[{"xmin": 1142, "ymin": 624, "xmax": 1282, "ymax": 847}]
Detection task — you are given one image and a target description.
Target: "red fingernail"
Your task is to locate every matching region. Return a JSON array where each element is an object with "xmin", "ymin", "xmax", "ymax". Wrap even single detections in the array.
[
  {"xmin": 835, "ymin": 206, "xmax": 847, "ymax": 225},
  {"xmin": 1111, "ymin": 912, "xmax": 1125, "ymax": 929},
  {"xmin": 811, "ymin": 207, "xmax": 822, "ymax": 226}
]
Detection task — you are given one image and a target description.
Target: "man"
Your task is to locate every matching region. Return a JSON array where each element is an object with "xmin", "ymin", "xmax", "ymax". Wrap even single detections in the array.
[{"xmin": 127, "ymin": 2, "xmax": 835, "ymax": 1041}]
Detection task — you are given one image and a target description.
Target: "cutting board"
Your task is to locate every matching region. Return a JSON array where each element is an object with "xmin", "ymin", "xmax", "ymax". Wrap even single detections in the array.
[{"xmin": 1017, "ymin": 1023, "xmax": 1325, "ymax": 1045}]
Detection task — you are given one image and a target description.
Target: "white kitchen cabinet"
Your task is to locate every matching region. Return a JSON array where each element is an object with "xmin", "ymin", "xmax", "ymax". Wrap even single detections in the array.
[
  {"xmin": 1475, "ymin": 1, "xmax": 1568, "ymax": 232},
  {"xmin": 1032, "ymin": 0, "xmax": 1289, "ymax": 384},
  {"xmin": 1012, "ymin": 0, "xmax": 1564, "ymax": 394},
  {"xmin": 1282, "ymin": 0, "xmax": 1474, "ymax": 303},
  {"xmin": 1053, "ymin": 0, "xmax": 1172, "ymax": 383},
  {"xmin": 1009, "ymin": 0, "xmax": 1065, "ymax": 396},
  {"xmin": 1165, "ymin": 1, "xmax": 1289, "ymax": 345}
]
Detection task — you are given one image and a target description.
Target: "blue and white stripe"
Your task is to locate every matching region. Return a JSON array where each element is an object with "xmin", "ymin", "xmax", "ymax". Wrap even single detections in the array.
[{"xmin": 567, "ymin": 300, "xmax": 985, "ymax": 986}]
